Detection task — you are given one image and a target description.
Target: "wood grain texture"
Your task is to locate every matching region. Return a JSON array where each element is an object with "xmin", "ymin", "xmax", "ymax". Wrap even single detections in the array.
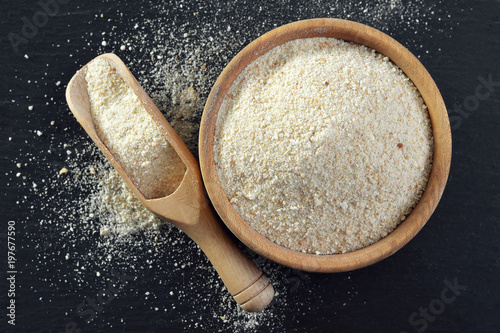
[
  {"xmin": 65, "ymin": 53, "xmax": 274, "ymax": 311},
  {"xmin": 199, "ymin": 18, "xmax": 452, "ymax": 273}
]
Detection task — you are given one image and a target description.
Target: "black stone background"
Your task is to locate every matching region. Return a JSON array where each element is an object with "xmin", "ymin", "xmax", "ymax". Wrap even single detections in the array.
[{"xmin": 0, "ymin": 1, "xmax": 499, "ymax": 332}]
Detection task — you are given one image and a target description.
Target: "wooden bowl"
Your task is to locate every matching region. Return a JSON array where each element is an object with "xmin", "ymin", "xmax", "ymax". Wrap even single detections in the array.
[{"xmin": 199, "ymin": 18, "xmax": 451, "ymax": 273}]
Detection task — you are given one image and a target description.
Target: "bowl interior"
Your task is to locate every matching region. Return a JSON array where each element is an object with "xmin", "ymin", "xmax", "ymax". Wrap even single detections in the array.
[{"xmin": 199, "ymin": 18, "xmax": 451, "ymax": 273}]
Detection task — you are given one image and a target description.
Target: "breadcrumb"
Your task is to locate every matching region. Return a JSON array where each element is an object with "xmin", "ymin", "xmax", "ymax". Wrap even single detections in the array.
[{"xmin": 214, "ymin": 38, "xmax": 433, "ymax": 254}]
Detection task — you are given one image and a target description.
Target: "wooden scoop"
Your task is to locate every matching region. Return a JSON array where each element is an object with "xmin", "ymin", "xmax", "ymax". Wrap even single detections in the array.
[{"xmin": 65, "ymin": 53, "xmax": 274, "ymax": 312}]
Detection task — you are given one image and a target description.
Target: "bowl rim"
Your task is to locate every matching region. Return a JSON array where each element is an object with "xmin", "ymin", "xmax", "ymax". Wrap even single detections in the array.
[{"xmin": 199, "ymin": 18, "xmax": 452, "ymax": 273}]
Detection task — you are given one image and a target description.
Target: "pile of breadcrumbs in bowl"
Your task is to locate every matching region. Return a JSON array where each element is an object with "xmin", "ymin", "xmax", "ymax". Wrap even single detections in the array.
[{"xmin": 214, "ymin": 37, "xmax": 433, "ymax": 254}]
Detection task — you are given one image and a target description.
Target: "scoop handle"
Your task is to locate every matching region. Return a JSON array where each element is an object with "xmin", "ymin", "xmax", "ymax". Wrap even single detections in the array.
[{"xmin": 182, "ymin": 200, "xmax": 274, "ymax": 312}]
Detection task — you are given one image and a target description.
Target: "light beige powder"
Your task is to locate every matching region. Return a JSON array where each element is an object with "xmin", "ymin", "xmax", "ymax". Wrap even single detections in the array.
[
  {"xmin": 214, "ymin": 37, "xmax": 433, "ymax": 254},
  {"xmin": 86, "ymin": 58, "xmax": 186, "ymax": 199},
  {"xmin": 93, "ymin": 167, "xmax": 163, "ymax": 236}
]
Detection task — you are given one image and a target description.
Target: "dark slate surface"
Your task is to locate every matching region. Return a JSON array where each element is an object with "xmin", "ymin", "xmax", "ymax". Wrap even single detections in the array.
[{"xmin": 1, "ymin": 1, "xmax": 499, "ymax": 332}]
